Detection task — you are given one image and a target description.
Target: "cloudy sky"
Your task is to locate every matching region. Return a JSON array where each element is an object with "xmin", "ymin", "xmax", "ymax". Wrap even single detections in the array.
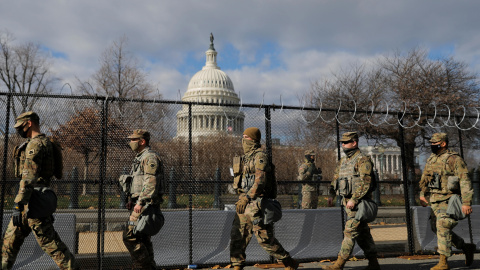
[{"xmin": 1, "ymin": 0, "xmax": 480, "ymax": 106}]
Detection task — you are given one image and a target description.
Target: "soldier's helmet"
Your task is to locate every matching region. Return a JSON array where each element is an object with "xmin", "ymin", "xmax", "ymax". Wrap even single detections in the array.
[
  {"xmin": 339, "ymin": 132, "xmax": 358, "ymax": 142},
  {"xmin": 304, "ymin": 150, "xmax": 316, "ymax": 156},
  {"xmin": 429, "ymin": 133, "xmax": 448, "ymax": 143},
  {"xmin": 14, "ymin": 111, "xmax": 40, "ymax": 128},
  {"xmin": 127, "ymin": 129, "xmax": 151, "ymax": 141}
]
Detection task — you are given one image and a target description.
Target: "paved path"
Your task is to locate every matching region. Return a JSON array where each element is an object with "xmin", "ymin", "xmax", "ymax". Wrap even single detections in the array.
[{"xmin": 199, "ymin": 254, "xmax": 480, "ymax": 270}]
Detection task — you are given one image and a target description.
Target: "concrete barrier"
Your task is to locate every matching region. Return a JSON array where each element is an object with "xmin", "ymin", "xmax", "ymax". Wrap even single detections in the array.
[
  {"xmin": 2, "ymin": 213, "xmax": 77, "ymax": 270},
  {"xmin": 411, "ymin": 205, "xmax": 480, "ymax": 253},
  {"xmin": 152, "ymin": 209, "xmax": 345, "ymax": 266}
]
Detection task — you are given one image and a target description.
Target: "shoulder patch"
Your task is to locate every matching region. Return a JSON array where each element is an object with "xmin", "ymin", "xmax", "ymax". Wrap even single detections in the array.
[{"xmin": 364, "ymin": 163, "xmax": 371, "ymax": 171}]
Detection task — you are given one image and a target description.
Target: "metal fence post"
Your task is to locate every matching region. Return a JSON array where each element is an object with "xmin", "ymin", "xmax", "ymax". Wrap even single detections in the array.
[
  {"xmin": 188, "ymin": 103, "xmax": 193, "ymax": 266},
  {"xmin": 398, "ymin": 115, "xmax": 414, "ymax": 255},
  {"xmin": 473, "ymin": 168, "xmax": 479, "ymax": 205},
  {"xmin": 213, "ymin": 167, "xmax": 221, "ymax": 209},
  {"xmin": 408, "ymin": 169, "xmax": 416, "ymax": 207},
  {"xmin": 373, "ymin": 169, "xmax": 381, "ymax": 206},
  {"xmin": 69, "ymin": 167, "xmax": 79, "ymax": 209},
  {"xmin": 168, "ymin": 167, "xmax": 178, "ymax": 209},
  {"xmin": 0, "ymin": 93, "xmax": 12, "ymax": 232}
]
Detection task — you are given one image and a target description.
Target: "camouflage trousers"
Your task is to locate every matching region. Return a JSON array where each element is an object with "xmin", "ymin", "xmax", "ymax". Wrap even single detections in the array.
[
  {"xmin": 230, "ymin": 199, "xmax": 290, "ymax": 267},
  {"xmin": 123, "ymin": 209, "xmax": 156, "ymax": 270},
  {"xmin": 337, "ymin": 198, "xmax": 377, "ymax": 259},
  {"xmin": 430, "ymin": 201, "xmax": 462, "ymax": 257},
  {"xmin": 301, "ymin": 190, "xmax": 318, "ymax": 209},
  {"xmin": 1, "ymin": 213, "xmax": 78, "ymax": 270}
]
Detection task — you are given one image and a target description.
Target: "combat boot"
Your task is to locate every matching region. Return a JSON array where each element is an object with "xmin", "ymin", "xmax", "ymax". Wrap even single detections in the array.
[
  {"xmin": 362, "ymin": 256, "xmax": 380, "ymax": 270},
  {"xmin": 322, "ymin": 256, "xmax": 347, "ymax": 270},
  {"xmin": 233, "ymin": 266, "xmax": 244, "ymax": 270},
  {"xmin": 283, "ymin": 256, "xmax": 299, "ymax": 270},
  {"xmin": 462, "ymin": 243, "xmax": 476, "ymax": 266},
  {"xmin": 430, "ymin": 254, "xmax": 449, "ymax": 270}
]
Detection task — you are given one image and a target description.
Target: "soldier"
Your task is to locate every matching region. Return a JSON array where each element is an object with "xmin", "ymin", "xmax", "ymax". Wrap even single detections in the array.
[
  {"xmin": 230, "ymin": 127, "xmax": 298, "ymax": 270},
  {"xmin": 122, "ymin": 129, "xmax": 164, "ymax": 270},
  {"xmin": 419, "ymin": 133, "xmax": 475, "ymax": 270},
  {"xmin": 325, "ymin": 132, "xmax": 380, "ymax": 270},
  {"xmin": 2, "ymin": 111, "xmax": 78, "ymax": 270},
  {"xmin": 297, "ymin": 150, "xmax": 320, "ymax": 209}
]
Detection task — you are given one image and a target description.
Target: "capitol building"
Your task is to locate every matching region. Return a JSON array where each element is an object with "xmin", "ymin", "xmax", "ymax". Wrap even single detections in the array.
[{"xmin": 176, "ymin": 34, "xmax": 245, "ymax": 139}]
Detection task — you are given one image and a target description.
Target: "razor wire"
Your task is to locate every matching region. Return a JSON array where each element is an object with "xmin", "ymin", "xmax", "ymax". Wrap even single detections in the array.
[{"xmin": 294, "ymin": 98, "xmax": 480, "ymax": 131}]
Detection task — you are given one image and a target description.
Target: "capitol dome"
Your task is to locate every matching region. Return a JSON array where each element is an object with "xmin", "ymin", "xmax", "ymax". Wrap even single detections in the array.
[{"xmin": 176, "ymin": 34, "xmax": 245, "ymax": 139}]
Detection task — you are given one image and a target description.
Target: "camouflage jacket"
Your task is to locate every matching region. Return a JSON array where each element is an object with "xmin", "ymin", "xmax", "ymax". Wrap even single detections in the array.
[
  {"xmin": 130, "ymin": 147, "xmax": 164, "ymax": 205},
  {"xmin": 14, "ymin": 134, "xmax": 54, "ymax": 205},
  {"xmin": 297, "ymin": 159, "xmax": 317, "ymax": 192},
  {"xmin": 329, "ymin": 149, "xmax": 374, "ymax": 204},
  {"xmin": 420, "ymin": 149, "xmax": 473, "ymax": 205},
  {"xmin": 238, "ymin": 147, "xmax": 274, "ymax": 200}
]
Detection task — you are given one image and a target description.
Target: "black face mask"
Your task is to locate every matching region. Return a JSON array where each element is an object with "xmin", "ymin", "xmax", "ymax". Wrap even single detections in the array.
[
  {"xmin": 342, "ymin": 147, "xmax": 357, "ymax": 157},
  {"xmin": 16, "ymin": 123, "xmax": 29, "ymax": 138},
  {"xmin": 305, "ymin": 155, "xmax": 315, "ymax": 163},
  {"xmin": 431, "ymin": 144, "xmax": 442, "ymax": 154}
]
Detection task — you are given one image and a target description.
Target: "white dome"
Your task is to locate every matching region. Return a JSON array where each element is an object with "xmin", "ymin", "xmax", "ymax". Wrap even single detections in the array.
[
  {"xmin": 176, "ymin": 34, "xmax": 244, "ymax": 140},
  {"xmin": 187, "ymin": 68, "xmax": 234, "ymax": 91}
]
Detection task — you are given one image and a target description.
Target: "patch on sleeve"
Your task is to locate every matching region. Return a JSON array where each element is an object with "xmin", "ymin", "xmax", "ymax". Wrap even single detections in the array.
[
  {"xmin": 364, "ymin": 163, "xmax": 371, "ymax": 171},
  {"xmin": 28, "ymin": 149, "xmax": 35, "ymax": 156},
  {"xmin": 255, "ymin": 154, "xmax": 267, "ymax": 171},
  {"xmin": 144, "ymin": 156, "xmax": 158, "ymax": 174}
]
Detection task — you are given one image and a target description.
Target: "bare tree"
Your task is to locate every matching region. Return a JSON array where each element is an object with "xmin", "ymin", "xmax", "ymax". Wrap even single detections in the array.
[
  {"xmin": 0, "ymin": 30, "xmax": 59, "ymax": 134},
  {"xmin": 77, "ymin": 36, "xmax": 160, "ymax": 113},
  {"xmin": 76, "ymin": 36, "xmax": 169, "ymax": 138},
  {"xmin": 308, "ymin": 47, "xmax": 480, "ymax": 172}
]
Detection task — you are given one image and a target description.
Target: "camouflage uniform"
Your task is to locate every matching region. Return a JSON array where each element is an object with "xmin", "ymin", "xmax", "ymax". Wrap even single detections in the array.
[
  {"xmin": 297, "ymin": 150, "xmax": 319, "ymax": 209},
  {"xmin": 2, "ymin": 112, "xmax": 78, "ymax": 270},
  {"xmin": 230, "ymin": 129, "xmax": 294, "ymax": 268},
  {"xmin": 420, "ymin": 133, "xmax": 473, "ymax": 258},
  {"xmin": 123, "ymin": 129, "xmax": 163, "ymax": 270},
  {"xmin": 329, "ymin": 132, "xmax": 377, "ymax": 261}
]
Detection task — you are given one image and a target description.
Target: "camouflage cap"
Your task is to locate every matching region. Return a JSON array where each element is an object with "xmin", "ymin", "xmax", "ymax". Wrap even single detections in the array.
[
  {"xmin": 339, "ymin": 132, "xmax": 358, "ymax": 142},
  {"xmin": 127, "ymin": 129, "xmax": 150, "ymax": 141},
  {"xmin": 14, "ymin": 111, "xmax": 40, "ymax": 128},
  {"xmin": 304, "ymin": 150, "xmax": 316, "ymax": 156},
  {"xmin": 429, "ymin": 132, "xmax": 448, "ymax": 143},
  {"xmin": 243, "ymin": 127, "xmax": 261, "ymax": 142}
]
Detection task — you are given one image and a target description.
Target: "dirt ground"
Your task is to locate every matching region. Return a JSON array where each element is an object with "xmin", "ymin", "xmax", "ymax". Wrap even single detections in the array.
[{"xmin": 78, "ymin": 224, "xmax": 408, "ymax": 254}]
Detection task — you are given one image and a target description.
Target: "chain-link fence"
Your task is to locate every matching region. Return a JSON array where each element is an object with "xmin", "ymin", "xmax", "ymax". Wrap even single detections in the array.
[{"xmin": 1, "ymin": 92, "xmax": 479, "ymax": 269}]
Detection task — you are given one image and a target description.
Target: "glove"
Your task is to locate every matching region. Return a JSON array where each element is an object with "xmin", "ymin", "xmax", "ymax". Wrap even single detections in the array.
[
  {"xmin": 235, "ymin": 196, "xmax": 250, "ymax": 214},
  {"xmin": 12, "ymin": 203, "xmax": 24, "ymax": 227},
  {"xmin": 125, "ymin": 199, "xmax": 134, "ymax": 211}
]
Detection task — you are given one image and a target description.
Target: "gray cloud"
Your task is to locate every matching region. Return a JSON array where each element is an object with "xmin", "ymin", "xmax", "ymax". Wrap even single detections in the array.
[{"xmin": 1, "ymin": 0, "xmax": 479, "ymax": 104}]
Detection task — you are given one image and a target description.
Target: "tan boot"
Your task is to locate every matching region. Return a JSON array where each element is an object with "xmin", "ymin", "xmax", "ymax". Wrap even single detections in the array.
[
  {"xmin": 322, "ymin": 256, "xmax": 347, "ymax": 270},
  {"xmin": 430, "ymin": 254, "xmax": 449, "ymax": 270},
  {"xmin": 362, "ymin": 256, "xmax": 381, "ymax": 270},
  {"xmin": 463, "ymin": 243, "xmax": 476, "ymax": 266},
  {"xmin": 283, "ymin": 256, "xmax": 299, "ymax": 270},
  {"xmin": 233, "ymin": 266, "xmax": 244, "ymax": 270}
]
